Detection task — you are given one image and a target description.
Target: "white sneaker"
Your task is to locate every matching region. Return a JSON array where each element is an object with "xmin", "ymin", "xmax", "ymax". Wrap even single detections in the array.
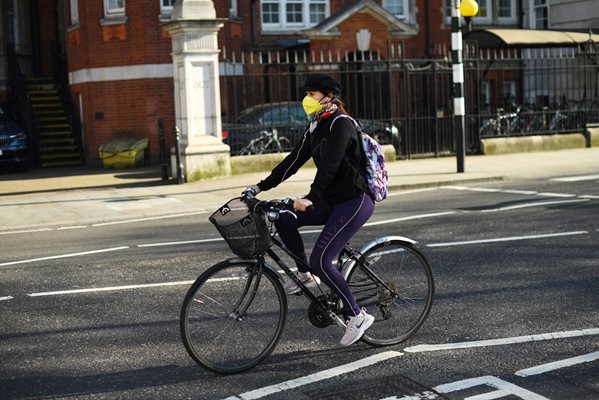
[
  {"xmin": 340, "ymin": 308, "xmax": 374, "ymax": 346},
  {"xmin": 283, "ymin": 271, "xmax": 320, "ymax": 295}
]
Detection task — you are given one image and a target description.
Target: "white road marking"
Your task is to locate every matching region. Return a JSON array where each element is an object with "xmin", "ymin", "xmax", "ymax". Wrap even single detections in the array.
[
  {"xmin": 515, "ymin": 351, "xmax": 599, "ymax": 377},
  {"xmin": 480, "ymin": 199, "xmax": 589, "ymax": 212},
  {"xmin": 0, "ymin": 296, "xmax": 13, "ymax": 301},
  {"xmin": 363, "ymin": 212, "xmax": 457, "ymax": 227},
  {"xmin": 387, "ymin": 188, "xmax": 439, "ymax": 197},
  {"xmin": 404, "ymin": 328, "xmax": 599, "ymax": 353},
  {"xmin": 91, "ymin": 211, "xmax": 208, "ymax": 226},
  {"xmin": 137, "ymin": 238, "xmax": 222, "ymax": 248},
  {"xmin": 0, "ymin": 246, "xmax": 130, "ymax": 267},
  {"xmin": 221, "ymin": 351, "xmax": 402, "ymax": 400},
  {"xmin": 442, "ymin": 185, "xmax": 599, "ymax": 203},
  {"xmin": 435, "ymin": 376, "xmax": 549, "ymax": 400},
  {"xmin": 551, "ymin": 174, "xmax": 599, "ymax": 182},
  {"xmin": 0, "ymin": 228, "xmax": 52, "ymax": 235},
  {"xmin": 426, "ymin": 231, "xmax": 588, "ymax": 248},
  {"xmin": 103, "ymin": 197, "xmax": 182, "ymax": 211},
  {"xmin": 501, "ymin": 189, "xmax": 538, "ymax": 195},
  {"xmin": 56, "ymin": 225, "xmax": 87, "ymax": 230},
  {"xmin": 300, "ymin": 212, "xmax": 455, "ymax": 234},
  {"xmin": 27, "ymin": 280, "xmax": 195, "ymax": 297},
  {"xmin": 381, "ymin": 376, "xmax": 551, "ymax": 400},
  {"xmin": 536, "ymin": 192, "xmax": 577, "ymax": 198}
]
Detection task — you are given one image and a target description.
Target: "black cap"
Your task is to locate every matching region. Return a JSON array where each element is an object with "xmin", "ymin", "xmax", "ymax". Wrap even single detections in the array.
[{"xmin": 303, "ymin": 74, "xmax": 341, "ymax": 96}]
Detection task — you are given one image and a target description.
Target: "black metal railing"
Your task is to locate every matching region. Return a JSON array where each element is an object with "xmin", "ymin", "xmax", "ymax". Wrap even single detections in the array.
[{"xmin": 218, "ymin": 41, "xmax": 599, "ymax": 159}]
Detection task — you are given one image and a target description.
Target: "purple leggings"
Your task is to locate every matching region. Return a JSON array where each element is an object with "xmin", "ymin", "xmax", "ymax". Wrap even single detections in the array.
[{"xmin": 275, "ymin": 193, "xmax": 375, "ymax": 317}]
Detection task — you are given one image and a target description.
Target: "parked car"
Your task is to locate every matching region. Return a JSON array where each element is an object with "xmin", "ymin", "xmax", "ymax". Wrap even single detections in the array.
[
  {"xmin": 222, "ymin": 102, "xmax": 400, "ymax": 156},
  {"xmin": 0, "ymin": 105, "xmax": 28, "ymax": 171}
]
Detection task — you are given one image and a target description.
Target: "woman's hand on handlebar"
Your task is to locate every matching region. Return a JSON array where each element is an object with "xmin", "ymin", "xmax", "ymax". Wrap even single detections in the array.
[{"xmin": 293, "ymin": 198, "xmax": 313, "ymax": 212}]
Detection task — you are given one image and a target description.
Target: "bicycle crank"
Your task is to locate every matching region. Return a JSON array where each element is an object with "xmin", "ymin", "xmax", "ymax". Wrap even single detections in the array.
[{"xmin": 308, "ymin": 295, "xmax": 344, "ymax": 328}]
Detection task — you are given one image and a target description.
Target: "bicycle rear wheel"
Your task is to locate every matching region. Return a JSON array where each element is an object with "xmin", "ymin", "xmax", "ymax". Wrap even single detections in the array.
[
  {"xmin": 180, "ymin": 260, "xmax": 287, "ymax": 374},
  {"xmin": 346, "ymin": 238, "xmax": 434, "ymax": 346}
]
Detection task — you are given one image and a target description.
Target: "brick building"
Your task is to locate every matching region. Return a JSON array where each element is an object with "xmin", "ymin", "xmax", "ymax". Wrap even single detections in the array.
[{"xmin": 3, "ymin": 0, "xmax": 525, "ymax": 167}]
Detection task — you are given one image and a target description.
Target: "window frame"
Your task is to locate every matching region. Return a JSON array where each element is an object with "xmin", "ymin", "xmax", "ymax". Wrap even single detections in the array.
[
  {"xmin": 160, "ymin": 0, "xmax": 173, "ymax": 14},
  {"xmin": 445, "ymin": 0, "xmax": 517, "ymax": 25},
  {"xmin": 261, "ymin": 0, "xmax": 328, "ymax": 32},
  {"xmin": 230, "ymin": 0, "xmax": 238, "ymax": 18},
  {"xmin": 70, "ymin": 0, "xmax": 79, "ymax": 25},
  {"xmin": 104, "ymin": 0, "xmax": 125, "ymax": 16},
  {"xmin": 530, "ymin": 0, "xmax": 549, "ymax": 29},
  {"xmin": 383, "ymin": 0, "xmax": 409, "ymax": 20}
]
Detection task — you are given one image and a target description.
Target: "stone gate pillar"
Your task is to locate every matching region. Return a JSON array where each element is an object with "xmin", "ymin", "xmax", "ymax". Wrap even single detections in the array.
[{"xmin": 162, "ymin": 0, "xmax": 230, "ymax": 182}]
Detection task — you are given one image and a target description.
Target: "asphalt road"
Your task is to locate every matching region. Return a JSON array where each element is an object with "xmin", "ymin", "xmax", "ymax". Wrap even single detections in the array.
[{"xmin": 1, "ymin": 175, "xmax": 598, "ymax": 399}]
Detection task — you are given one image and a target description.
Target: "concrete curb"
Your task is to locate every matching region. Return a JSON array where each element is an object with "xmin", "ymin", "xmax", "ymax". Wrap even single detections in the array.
[{"xmin": 481, "ymin": 133, "xmax": 586, "ymax": 155}]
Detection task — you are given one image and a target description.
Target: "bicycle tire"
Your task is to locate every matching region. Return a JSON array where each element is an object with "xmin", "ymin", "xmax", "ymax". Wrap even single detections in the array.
[
  {"xmin": 180, "ymin": 260, "xmax": 287, "ymax": 374},
  {"xmin": 345, "ymin": 238, "xmax": 434, "ymax": 346}
]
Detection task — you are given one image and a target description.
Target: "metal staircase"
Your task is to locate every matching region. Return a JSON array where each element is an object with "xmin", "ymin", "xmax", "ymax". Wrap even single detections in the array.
[{"xmin": 27, "ymin": 78, "xmax": 83, "ymax": 167}]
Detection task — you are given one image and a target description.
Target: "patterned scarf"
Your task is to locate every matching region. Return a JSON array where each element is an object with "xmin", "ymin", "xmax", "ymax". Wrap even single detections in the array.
[{"xmin": 313, "ymin": 98, "xmax": 338, "ymax": 122}]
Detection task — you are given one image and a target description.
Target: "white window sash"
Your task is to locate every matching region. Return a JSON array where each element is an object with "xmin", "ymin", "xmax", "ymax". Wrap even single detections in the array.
[
  {"xmin": 161, "ymin": 0, "xmax": 173, "ymax": 13},
  {"xmin": 104, "ymin": 0, "xmax": 125, "ymax": 16},
  {"xmin": 383, "ymin": 0, "xmax": 409, "ymax": 19},
  {"xmin": 70, "ymin": 0, "xmax": 79, "ymax": 24},
  {"xmin": 261, "ymin": 0, "xmax": 328, "ymax": 30}
]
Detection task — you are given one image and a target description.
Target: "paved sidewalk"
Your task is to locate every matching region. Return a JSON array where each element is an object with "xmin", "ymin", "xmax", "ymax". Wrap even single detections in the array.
[{"xmin": 1, "ymin": 148, "xmax": 598, "ymax": 232}]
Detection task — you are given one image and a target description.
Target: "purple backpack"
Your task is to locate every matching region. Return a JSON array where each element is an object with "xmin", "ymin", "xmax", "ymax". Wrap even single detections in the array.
[{"xmin": 331, "ymin": 115, "xmax": 388, "ymax": 202}]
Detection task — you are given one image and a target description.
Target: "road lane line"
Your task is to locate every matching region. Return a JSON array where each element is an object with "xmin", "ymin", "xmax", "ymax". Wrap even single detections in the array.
[
  {"xmin": 501, "ymin": 189, "xmax": 538, "ymax": 195},
  {"xmin": 0, "ymin": 246, "xmax": 130, "ymax": 267},
  {"xmin": 515, "ymin": 351, "xmax": 599, "ymax": 377},
  {"xmin": 551, "ymin": 174, "xmax": 599, "ymax": 182},
  {"xmin": 137, "ymin": 238, "xmax": 222, "ymax": 247},
  {"xmin": 363, "ymin": 212, "xmax": 456, "ymax": 227},
  {"xmin": 91, "ymin": 211, "xmax": 208, "ymax": 227},
  {"xmin": 0, "ymin": 296, "xmax": 13, "ymax": 301},
  {"xmin": 480, "ymin": 199, "xmax": 589, "ymax": 212},
  {"xmin": 427, "ymin": 231, "xmax": 588, "ymax": 248},
  {"xmin": 404, "ymin": 328, "xmax": 599, "ymax": 353},
  {"xmin": 28, "ymin": 280, "xmax": 195, "ymax": 297},
  {"xmin": 221, "ymin": 351, "xmax": 402, "ymax": 400},
  {"xmin": 581, "ymin": 195, "xmax": 599, "ymax": 199},
  {"xmin": 387, "ymin": 188, "xmax": 439, "ymax": 197},
  {"xmin": 536, "ymin": 192, "xmax": 578, "ymax": 198},
  {"xmin": 0, "ymin": 228, "xmax": 53, "ymax": 235}
]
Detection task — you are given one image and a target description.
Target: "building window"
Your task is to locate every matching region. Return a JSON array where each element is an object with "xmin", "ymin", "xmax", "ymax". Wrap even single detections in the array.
[
  {"xmin": 261, "ymin": 0, "xmax": 328, "ymax": 31},
  {"xmin": 310, "ymin": 1, "xmax": 325, "ymax": 24},
  {"xmin": 383, "ymin": 0, "xmax": 409, "ymax": 19},
  {"xmin": 497, "ymin": 0, "xmax": 512, "ymax": 18},
  {"xmin": 230, "ymin": 0, "xmax": 238, "ymax": 17},
  {"xmin": 531, "ymin": 0, "xmax": 548, "ymax": 29},
  {"xmin": 286, "ymin": 0, "xmax": 303, "ymax": 24},
  {"xmin": 104, "ymin": 0, "xmax": 125, "ymax": 16},
  {"xmin": 70, "ymin": 0, "xmax": 79, "ymax": 25},
  {"xmin": 445, "ymin": 0, "xmax": 516, "ymax": 24},
  {"xmin": 161, "ymin": 0, "xmax": 173, "ymax": 13}
]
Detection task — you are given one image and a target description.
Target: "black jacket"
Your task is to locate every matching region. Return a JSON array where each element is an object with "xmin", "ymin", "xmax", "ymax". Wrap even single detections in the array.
[{"xmin": 257, "ymin": 110, "xmax": 369, "ymax": 204}]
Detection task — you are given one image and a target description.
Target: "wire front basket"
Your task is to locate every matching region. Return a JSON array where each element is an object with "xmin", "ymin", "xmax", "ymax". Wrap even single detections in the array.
[{"xmin": 209, "ymin": 197, "xmax": 272, "ymax": 258}]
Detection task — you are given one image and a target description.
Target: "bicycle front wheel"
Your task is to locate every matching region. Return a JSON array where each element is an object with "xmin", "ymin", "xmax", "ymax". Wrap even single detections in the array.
[
  {"xmin": 180, "ymin": 260, "xmax": 287, "ymax": 374},
  {"xmin": 346, "ymin": 238, "xmax": 434, "ymax": 346}
]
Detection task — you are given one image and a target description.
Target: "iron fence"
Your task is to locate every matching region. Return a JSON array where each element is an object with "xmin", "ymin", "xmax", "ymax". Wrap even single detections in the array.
[{"xmin": 219, "ymin": 40, "xmax": 599, "ymax": 159}]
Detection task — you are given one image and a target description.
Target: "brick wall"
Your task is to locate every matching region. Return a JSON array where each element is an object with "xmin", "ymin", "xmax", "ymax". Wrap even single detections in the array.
[{"xmin": 66, "ymin": 0, "xmax": 175, "ymax": 162}]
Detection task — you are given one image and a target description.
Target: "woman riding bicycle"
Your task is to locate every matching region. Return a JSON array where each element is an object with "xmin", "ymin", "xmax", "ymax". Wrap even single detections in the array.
[{"xmin": 246, "ymin": 74, "xmax": 375, "ymax": 346}]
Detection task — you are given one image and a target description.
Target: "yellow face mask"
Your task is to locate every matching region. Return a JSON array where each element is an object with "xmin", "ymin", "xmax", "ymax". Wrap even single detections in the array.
[{"xmin": 302, "ymin": 96, "xmax": 323, "ymax": 116}]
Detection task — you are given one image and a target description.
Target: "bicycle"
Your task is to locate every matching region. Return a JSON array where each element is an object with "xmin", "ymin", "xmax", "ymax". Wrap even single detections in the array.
[
  {"xmin": 235, "ymin": 128, "xmax": 291, "ymax": 155},
  {"xmin": 180, "ymin": 193, "xmax": 434, "ymax": 374}
]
